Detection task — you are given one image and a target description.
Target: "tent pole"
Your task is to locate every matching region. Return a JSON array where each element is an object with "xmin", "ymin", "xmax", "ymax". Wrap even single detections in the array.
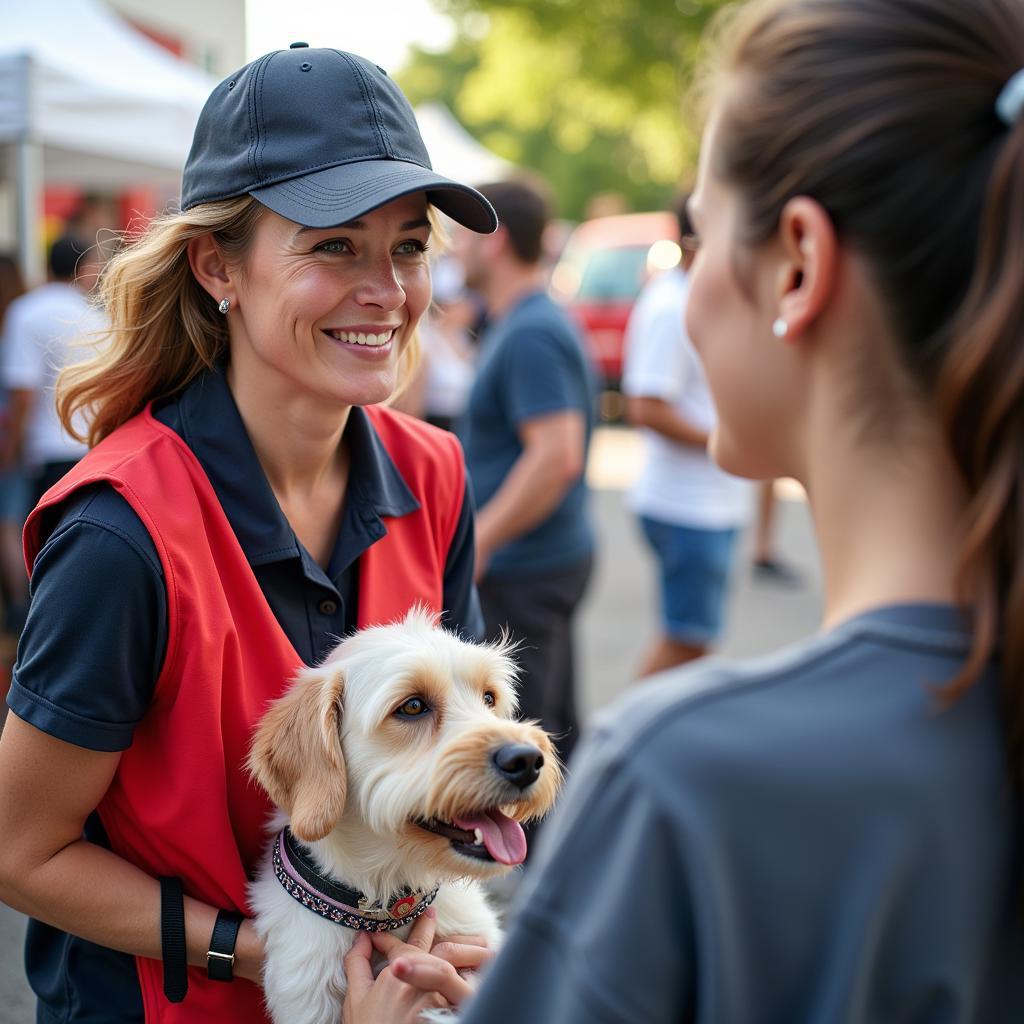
[
  {"xmin": 14, "ymin": 54, "xmax": 44, "ymax": 287},
  {"xmin": 15, "ymin": 137, "xmax": 44, "ymax": 287}
]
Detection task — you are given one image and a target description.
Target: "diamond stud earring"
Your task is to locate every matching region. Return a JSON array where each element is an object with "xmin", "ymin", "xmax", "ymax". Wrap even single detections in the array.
[
  {"xmin": 772, "ymin": 318, "xmax": 788, "ymax": 339},
  {"xmin": 218, "ymin": 298, "xmax": 231, "ymax": 315}
]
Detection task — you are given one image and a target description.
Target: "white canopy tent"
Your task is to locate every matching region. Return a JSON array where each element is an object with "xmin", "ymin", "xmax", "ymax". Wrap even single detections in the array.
[
  {"xmin": 0, "ymin": 0, "xmax": 214, "ymax": 282},
  {"xmin": 413, "ymin": 101, "xmax": 513, "ymax": 186}
]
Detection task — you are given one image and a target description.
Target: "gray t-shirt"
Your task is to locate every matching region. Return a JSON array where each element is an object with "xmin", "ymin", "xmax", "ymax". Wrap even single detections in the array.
[{"xmin": 462, "ymin": 604, "xmax": 1024, "ymax": 1023}]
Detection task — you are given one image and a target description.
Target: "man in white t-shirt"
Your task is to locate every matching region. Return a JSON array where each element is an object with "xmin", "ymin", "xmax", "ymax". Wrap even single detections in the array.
[
  {"xmin": 1, "ymin": 237, "xmax": 102, "ymax": 505},
  {"xmin": 622, "ymin": 198, "xmax": 751, "ymax": 676}
]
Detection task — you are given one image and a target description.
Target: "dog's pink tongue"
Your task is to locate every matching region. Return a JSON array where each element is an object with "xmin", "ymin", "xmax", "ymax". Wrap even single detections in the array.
[{"xmin": 454, "ymin": 810, "xmax": 527, "ymax": 866}]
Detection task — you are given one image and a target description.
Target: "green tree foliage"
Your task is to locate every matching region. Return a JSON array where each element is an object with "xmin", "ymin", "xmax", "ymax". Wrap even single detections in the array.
[{"xmin": 397, "ymin": 0, "xmax": 730, "ymax": 220}]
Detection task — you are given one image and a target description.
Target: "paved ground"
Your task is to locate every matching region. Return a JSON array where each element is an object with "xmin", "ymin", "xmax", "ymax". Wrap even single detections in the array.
[
  {"xmin": 0, "ymin": 427, "xmax": 823, "ymax": 1020},
  {"xmin": 578, "ymin": 427, "xmax": 822, "ymax": 718}
]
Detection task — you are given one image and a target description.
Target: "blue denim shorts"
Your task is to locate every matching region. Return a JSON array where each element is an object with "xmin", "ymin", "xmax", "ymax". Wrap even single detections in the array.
[{"xmin": 638, "ymin": 515, "xmax": 740, "ymax": 645}]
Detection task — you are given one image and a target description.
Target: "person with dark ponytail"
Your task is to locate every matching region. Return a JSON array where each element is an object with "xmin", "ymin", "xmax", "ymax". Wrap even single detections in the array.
[{"xmin": 343, "ymin": 0, "xmax": 1024, "ymax": 1021}]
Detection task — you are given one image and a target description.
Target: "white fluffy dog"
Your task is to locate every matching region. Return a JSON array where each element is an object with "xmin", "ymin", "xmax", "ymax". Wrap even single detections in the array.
[{"xmin": 247, "ymin": 608, "xmax": 562, "ymax": 1024}]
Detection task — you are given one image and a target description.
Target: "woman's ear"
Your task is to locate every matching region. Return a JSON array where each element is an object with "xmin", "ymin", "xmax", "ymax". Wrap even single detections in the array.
[
  {"xmin": 187, "ymin": 233, "xmax": 234, "ymax": 306},
  {"xmin": 247, "ymin": 666, "xmax": 347, "ymax": 842},
  {"xmin": 774, "ymin": 196, "xmax": 838, "ymax": 341}
]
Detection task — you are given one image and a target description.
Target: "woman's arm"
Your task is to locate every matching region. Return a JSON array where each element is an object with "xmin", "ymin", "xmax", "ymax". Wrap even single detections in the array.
[
  {"xmin": 0, "ymin": 714, "xmax": 264, "ymax": 981},
  {"xmin": 0, "ymin": 492, "xmax": 265, "ymax": 978}
]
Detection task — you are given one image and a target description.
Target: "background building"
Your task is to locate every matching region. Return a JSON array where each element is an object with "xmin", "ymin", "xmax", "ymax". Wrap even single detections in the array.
[{"xmin": 111, "ymin": 0, "xmax": 246, "ymax": 78}]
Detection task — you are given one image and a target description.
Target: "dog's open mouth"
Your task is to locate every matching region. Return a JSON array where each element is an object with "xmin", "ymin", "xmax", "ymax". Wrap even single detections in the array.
[{"xmin": 415, "ymin": 810, "xmax": 527, "ymax": 866}]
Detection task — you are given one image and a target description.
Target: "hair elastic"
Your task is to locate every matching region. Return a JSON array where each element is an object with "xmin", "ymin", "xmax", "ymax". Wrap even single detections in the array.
[
  {"xmin": 159, "ymin": 876, "xmax": 187, "ymax": 1003},
  {"xmin": 996, "ymin": 68, "xmax": 1024, "ymax": 127}
]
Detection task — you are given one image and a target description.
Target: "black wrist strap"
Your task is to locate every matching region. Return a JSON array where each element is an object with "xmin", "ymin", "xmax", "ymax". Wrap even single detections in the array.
[
  {"xmin": 207, "ymin": 909, "xmax": 244, "ymax": 982},
  {"xmin": 159, "ymin": 877, "xmax": 187, "ymax": 1003}
]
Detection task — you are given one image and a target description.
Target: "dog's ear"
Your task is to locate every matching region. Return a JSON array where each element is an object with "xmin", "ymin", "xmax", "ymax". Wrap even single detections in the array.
[{"xmin": 247, "ymin": 666, "xmax": 347, "ymax": 843}]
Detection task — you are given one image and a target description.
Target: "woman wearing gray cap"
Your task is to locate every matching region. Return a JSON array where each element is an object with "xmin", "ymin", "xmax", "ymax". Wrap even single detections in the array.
[{"xmin": 0, "ymin": 45, "xmax": 496, "ymax": 1023}]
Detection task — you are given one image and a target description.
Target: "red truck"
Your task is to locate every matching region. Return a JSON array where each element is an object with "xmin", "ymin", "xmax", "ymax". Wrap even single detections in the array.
[{"xmin": 549, "ymin": 211, "xmax": 680, "ymax": 396}]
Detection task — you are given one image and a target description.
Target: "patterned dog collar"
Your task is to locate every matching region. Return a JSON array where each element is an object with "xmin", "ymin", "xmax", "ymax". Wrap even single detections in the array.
[{"xmin": 273, "ymin": 828, "xmax": 439, "ymax": 933}]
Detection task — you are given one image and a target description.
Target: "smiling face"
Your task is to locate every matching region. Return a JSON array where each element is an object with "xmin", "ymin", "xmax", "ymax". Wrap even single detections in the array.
[{"xmin": 226, "ymin": 193, "xmax": 433, "ymax": 411}]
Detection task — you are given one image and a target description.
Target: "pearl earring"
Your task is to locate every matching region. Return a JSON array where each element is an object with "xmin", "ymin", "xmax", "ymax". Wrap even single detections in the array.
[
  {"xmin": 772, "ymin": 318, "xmax": 788, "ymax": 339},
  {"xmin": 218, "ymin": 298, "xmax": 231, "ymax": 315}
]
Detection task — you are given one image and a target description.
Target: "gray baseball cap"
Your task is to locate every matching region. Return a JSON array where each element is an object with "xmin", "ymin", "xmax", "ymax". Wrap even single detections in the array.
[{"xmin": 181, "ymin": 45, "xmax": 497, "ymax": 233}]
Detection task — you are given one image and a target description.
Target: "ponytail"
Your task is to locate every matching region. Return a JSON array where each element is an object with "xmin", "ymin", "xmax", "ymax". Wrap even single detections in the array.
[{"xmin": 937, "ymin": 114, "xmax": 1024, "ymax": 778}]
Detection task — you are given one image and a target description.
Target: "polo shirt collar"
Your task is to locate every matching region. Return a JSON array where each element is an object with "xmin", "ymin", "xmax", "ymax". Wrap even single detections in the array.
[
  {"xmin": 342, "ymin": 403, "xmax": 421, "ymax": 520},
  {"xmin": 172, "ymin": 364, "xmax": 420, "ymax": 570}
]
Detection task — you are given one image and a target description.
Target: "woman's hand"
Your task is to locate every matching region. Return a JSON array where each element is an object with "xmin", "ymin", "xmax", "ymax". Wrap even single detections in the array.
[
  {"xmin": 230, "ymin": 918, "xmax": 266, "ymax": 984},
  {"xmin": 373, "ymin": 921, "xmax": 495, "ymax": 974},
  {"xmin": 342, "ymin": 909, "xmax": 484, "ymax": 1024}
]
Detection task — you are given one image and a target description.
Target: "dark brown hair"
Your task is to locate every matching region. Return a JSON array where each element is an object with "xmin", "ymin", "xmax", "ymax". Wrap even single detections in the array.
[
  {"xmin": 0, "ymin": 253, "xmax": 25, "ymax": 329},
  {"xmin": 709, "ymin": 0, "xmax": 1024, "ymax": 772},
  {"xmin": 673, "ymin": 192, "xmax": 693, "ymax": 243},
  {"xmin": 478, "ymin": 179, "xmax": 551, "ymax": 265}
]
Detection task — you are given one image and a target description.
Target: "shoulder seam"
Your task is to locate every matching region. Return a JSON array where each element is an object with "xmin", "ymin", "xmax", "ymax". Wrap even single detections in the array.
[
  {"xmin": 72, "ymin": 514, "xmax": 165, "ymax": 578},
  {"xmin": 604, "ymin": 632, "xmax": 857, "ymax": 757}
]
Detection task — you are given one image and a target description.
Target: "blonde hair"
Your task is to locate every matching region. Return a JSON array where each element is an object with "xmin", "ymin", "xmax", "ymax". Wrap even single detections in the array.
[{"xmin": 58, "ymin": 196, "xmax": 428, "ymax": 447}]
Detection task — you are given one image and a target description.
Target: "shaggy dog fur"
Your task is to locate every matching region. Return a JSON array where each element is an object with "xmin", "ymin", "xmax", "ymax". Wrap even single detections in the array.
[{"xmin": 247, "ymin": 608, "xmax": 562, "ymax": 1024}]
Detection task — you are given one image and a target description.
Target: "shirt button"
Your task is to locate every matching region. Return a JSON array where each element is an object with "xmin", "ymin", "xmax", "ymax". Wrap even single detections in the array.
[{"xmin": 318, "ymin": 599, "xmax": 338, "ymax": 615}]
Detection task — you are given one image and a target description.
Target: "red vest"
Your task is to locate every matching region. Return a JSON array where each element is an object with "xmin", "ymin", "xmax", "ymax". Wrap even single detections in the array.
[{"xmin": 23, "ymin": 404, "xmax": 466, "ymax": 1023}]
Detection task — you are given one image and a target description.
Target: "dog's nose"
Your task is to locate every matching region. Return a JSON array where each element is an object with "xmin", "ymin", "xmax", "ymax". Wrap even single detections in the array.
[{"xmin": 492, "ymin": 743, "xmax": 544, "ymax": 790}]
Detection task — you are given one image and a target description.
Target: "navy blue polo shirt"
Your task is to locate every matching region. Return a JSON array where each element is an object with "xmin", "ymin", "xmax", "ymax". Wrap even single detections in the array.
[{"xmin": 8, "ymin": 364, "xmax": 482, "ymax": 1023}]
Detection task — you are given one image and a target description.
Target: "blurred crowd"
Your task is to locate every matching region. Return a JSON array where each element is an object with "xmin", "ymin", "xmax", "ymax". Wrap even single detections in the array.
[{"xmin": 0, "ymin": 229, "xmax": 106, "ymax": 703}]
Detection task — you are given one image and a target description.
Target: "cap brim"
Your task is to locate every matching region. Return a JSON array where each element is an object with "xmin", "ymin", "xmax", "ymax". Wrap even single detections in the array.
[{"xmin": 249, "ymin": 160, "xmax": 497, "ymax": 233}]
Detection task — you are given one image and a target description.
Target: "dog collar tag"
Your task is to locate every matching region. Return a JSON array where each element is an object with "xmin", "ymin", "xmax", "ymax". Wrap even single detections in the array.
[{"xmin": 387, "ymin": 893, "xmax": 421, "ymax": 919}]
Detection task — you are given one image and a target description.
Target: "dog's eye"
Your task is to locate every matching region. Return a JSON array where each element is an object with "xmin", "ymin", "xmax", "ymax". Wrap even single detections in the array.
[
  {"xmin": 395, "ymin": 697, "xmax": 431, "ymax": 719},
  {"xmin": 482, "ymin": 691, "xmax": 496, "ymax": 707}
]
